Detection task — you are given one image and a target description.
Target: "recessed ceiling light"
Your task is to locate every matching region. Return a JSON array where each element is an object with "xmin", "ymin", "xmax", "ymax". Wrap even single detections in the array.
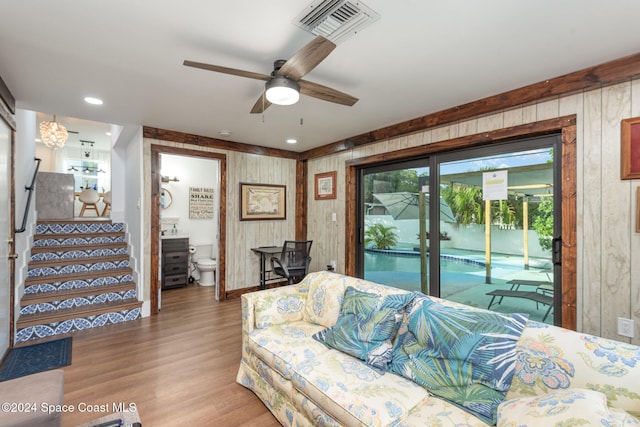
[
  {"xmin": 35, "ymin": 138, "xmax": 41, "ymax": 143},
  {"xmin": 105, "ymin": 132, "xmax": 111, "ymax": 136},
  {"xmin": 219, "ymin": 130, "xmax": 231, "ymax": 137},
  {"xmin": 286, "ymin": 138, "xmax": 297, "ymax": 144},
  {"xmin": 84, "ymin": 96, "xmax": 103, "ymax": 105}
]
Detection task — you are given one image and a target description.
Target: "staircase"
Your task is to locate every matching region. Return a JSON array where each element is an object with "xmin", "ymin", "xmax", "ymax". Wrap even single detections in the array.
[{"xmin": 15, "ymin": 219, "xmax": 142, "ymax": 344}]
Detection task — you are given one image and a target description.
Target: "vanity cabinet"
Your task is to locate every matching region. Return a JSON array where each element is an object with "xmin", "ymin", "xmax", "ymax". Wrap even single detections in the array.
[{"xmin": 161, "ymin": 237, "xmax": 189, "ymax": 290}]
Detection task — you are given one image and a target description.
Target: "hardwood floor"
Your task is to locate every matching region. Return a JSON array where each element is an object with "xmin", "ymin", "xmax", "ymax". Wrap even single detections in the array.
[{"xmin": 61, "ymin": 284, "xmax": 280, "ymax": 426}]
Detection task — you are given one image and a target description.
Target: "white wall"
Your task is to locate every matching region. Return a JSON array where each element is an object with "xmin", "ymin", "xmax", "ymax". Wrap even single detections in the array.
[
  {"xmin": 13, "ymin": 109, "xmax": 37, "ymax": 313},
  {"xmin": 113, "ymin": 125, "xmax": 146, "ymax": 314},
  {"xmin": 159, "ymin": 153, "xmax": 219, "ymax": 260}
]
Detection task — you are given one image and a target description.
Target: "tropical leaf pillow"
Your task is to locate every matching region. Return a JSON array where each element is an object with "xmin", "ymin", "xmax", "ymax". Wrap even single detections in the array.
[
  {"xmin": 390, "ymin": 294, "xmax": 529, "ymax": 425},
  {"xmin": 312, "ymin": 286, "xmax": 414, "ymax": 372}
]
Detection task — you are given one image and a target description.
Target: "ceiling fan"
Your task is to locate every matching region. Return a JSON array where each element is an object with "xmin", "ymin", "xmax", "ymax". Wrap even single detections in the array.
[{"xmin": 183, "ymin": 35, "xmax": 358, "ymax": 114}]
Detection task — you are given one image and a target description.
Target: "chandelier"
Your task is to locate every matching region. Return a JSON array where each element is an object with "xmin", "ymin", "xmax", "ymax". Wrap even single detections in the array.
[{"xmin": 39, "ymin": 115, "xmax": 68, "ymax": 149}]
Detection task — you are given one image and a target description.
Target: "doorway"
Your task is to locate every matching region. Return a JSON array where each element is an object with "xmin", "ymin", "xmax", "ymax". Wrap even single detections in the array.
[
  {"xmin": 150, "ymin": 145, "xmax": 227, "ymax": 314},
  {"xmin": 356, "ymin": 135, "xmax": 563, "ymax": 325}
]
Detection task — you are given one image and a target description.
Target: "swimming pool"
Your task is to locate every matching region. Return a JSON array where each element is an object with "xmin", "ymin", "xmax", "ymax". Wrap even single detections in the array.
[
  {"xmin": 363, "ymin": 249, "xmax": 555, "ymax": 324},
  {"xmin": 364, "ymin": 249, "xmax": 487, "ymax": 292}
]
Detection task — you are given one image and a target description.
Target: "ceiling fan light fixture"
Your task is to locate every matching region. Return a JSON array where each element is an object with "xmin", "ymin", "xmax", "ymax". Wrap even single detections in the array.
[{"xmin": 265, "ymin": 77, "xmax": 300, "ymax": 106}]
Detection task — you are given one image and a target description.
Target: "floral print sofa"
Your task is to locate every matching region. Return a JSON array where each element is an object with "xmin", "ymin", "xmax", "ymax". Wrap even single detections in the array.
[{"xmin": 236, "ymin": 271, "xmax": 640, "ymax": 426}]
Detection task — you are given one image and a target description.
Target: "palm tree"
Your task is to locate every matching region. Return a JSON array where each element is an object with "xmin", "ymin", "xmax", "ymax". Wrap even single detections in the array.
[{"xmin": 365, "ymin": 224, "xmax": 398, "ymax": 249}]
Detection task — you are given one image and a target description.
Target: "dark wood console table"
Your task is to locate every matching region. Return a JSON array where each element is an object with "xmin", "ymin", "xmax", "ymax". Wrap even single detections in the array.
[{"xmin": 251, "ymin": 246, "xmax": 286, "ymax": 289}]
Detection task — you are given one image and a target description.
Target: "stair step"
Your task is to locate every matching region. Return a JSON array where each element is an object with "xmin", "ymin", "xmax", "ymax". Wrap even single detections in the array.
[
  {"xmin": 21, "ymin": 281, "xmax": 137, "ymax": 307},
  {"xmin": 16, "ymin": 299, "xmax": 142, "ymax": 331},
  {"xmin": 31, "ymin": 241, "xmax": 128, "ymax": 254},
  {"xmin": 35, "ymin": 220, "xmax": 123, "ymax": 235},
  {"xmin": 28, "ymin": 254, "xmax": 130, "ymax": 269},
  {"xmin": 33, "ymin": 231, "xmax": 125, "ymax": 246},
  {"xmin": 24, "ymin": 267, "xmax": 134, "ymax": 288},
  {"xmin": 17, "ymin": 219, "xmax": 140, "ymax": 344}
]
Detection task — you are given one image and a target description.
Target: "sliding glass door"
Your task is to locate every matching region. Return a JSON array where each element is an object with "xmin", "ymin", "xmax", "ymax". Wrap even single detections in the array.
[{"xmin": 356, "ymin": 134, "xmax": 562, "ymax": 324}]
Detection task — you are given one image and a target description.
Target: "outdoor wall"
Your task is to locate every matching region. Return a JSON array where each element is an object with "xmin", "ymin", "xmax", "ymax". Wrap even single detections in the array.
[
  {"xmin": 365, "ymin": 215, "xmax": 550, "ymax": 259},
  {"xmin": 143, "ymin": 139, "xmax": 297, "ymax": 294},
  {"xmin": 307, "ymin": 79, "xmax": 640, "ymax": 344}
]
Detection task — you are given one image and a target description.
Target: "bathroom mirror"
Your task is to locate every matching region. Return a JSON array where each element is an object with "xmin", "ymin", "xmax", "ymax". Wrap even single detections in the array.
[{"xmin": 160, "ymin": 187, "xmax": 173, "ymax": 209}]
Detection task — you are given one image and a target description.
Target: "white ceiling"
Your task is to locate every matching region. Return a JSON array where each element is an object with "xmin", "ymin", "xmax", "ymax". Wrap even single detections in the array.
[{"xmin": 1, "ymin": 1, "xmax": 639, "ymax": 153}]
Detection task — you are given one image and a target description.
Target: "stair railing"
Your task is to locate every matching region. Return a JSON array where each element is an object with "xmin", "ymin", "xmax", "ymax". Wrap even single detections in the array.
[{"xmin": 15, "ymin": 157, "xmax": 41, "ymax": 233}]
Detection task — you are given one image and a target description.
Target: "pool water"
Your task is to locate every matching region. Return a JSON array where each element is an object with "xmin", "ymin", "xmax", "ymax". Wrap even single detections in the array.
[{"xmin": 363, "ymin": 249, "xmax": 555, "ymax": 324}]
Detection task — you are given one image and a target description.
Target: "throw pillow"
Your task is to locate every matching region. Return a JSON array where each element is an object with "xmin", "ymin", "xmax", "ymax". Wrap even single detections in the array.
[
  {"xmin": 302, "ymin": 271, "xmax": 348, "ymax": 327},
  {"xmin": 313, "ymin": 286, "xmax": 414, "ymax": 372},
  {"xmin": 497, "ymin": 388, "xmax": 640, "ymax": 427},
  {"xmin": 390, "ymin": 294, "xmax": 529, "ymax": 425}
]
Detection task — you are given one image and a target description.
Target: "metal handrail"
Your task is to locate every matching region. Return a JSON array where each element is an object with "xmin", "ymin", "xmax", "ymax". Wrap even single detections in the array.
[{"xmin": 15, "ymin": 157, "xmax": 41, "ymax": 233}]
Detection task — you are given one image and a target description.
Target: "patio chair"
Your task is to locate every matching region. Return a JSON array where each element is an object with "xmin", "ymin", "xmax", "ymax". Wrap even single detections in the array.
[{"xmin": 271, "ymin": 240, "xmax": 313, "ymax": 285}]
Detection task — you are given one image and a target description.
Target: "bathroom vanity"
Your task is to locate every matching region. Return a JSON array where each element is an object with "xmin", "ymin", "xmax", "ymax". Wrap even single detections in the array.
[{"xmin": 161, "ymin": 237, "xmax": 189, "ymax": 290}]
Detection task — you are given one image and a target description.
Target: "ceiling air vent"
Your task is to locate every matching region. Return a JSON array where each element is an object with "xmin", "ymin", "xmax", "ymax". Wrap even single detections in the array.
[{"xmin": 294, "ymin": 0, "xmax": 380, "ymax": 44}]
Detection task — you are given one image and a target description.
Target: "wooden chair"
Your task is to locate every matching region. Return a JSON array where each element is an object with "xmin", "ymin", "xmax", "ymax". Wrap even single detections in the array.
[
  {"xmin": 79, "ymin": 188, "xmax": 100, "ymax": 216},
  {"xmin": 101, "ymin": 190, "xmax": 111, "ymax": 216},
  {"xmin": 270, "ymin": 240, "xmax": 313, "ymax": 285}
]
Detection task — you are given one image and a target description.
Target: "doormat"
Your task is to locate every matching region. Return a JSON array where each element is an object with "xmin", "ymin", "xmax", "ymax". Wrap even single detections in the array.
[{"xmin": 0, "ymin": 337, "xmax": 72, "ymax": 381}]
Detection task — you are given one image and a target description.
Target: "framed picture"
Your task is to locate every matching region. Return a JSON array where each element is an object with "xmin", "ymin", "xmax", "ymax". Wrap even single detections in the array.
[
  {"xmin": 240, "ymin": 183, "xmax": 286, "ymax": 220},
  {"xmin": 637, "ymin": 187, "xmax": 640, "ymax": 233},
  {"xmin": 621, "ymin": 117, "xmax": 640, "ymax": 179},
  {"xmin": 315, "ymin": 171, "xmax": 337, "ymax": 200}
]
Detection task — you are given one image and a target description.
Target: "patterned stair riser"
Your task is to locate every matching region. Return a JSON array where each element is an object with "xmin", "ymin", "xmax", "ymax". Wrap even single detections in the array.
[
  {"xmin": 20, "ymin": 290, "xmax": 138, "ymax": 315},
  {"xmin": 31, "ymin": 247, "xmax": 128, "ymax": 261},
  {"xmin": 34, "ymin": 235, "xmax": 126, "ymax": 247},
  {"xmin": 35, "ymin": 222, "xmax": 125, "ymax": 235},
  {"xmin": 16, "ymin": 308, "xmax": 141, "ymax": 342},
  {"xmin": 28, "ymin": 260, "xmax": 130, "ymax": 277},
  {"xmin": 17, "ymin": 221, "xmax": 141, "ymax": 344},
  {"xmin": 25, "ymin": 274, "xmax": 134, "ymax": 294}
]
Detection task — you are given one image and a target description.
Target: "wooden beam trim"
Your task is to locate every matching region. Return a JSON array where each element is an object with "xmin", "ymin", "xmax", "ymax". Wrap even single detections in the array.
[
  {"xmin": 296, "ymin": 160, "xmax": 308, "ymax": 240},
  {"xmin": 302, "ymin": 53, "xmax": 640, "ymax": 160},
  {"xmin": 346, "ymin": 116, "xmax": 576, "ymax": 167},
  {"xmin": 143, "ymin": 126, "xmax": 300, "ymax": 160},
  {"xmin": 0, "ymin": 73, "xmax": 15, "ymax": 114}
]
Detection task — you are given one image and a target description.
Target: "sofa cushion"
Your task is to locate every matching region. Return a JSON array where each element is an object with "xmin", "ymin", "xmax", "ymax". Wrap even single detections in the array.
[
  {"xmin": 497, "ymin": 388, "xmax": 640, "ymax": 427},
  {"xmin": 508, "ymin": 320, "xmax": 640, "ymax": 417},
  {"xmin": 312, "ymin": 286, "xmax": 414, "ymax": 372},
  {"xmin": 394, "ymin": 395, "xmax": 492, "ymax": 427},
  {"xmin": 292, "ymin": 349, "xmax": 430, "ymax": 427},
  {"xmin": 303, "ymin": 271, "xmax": 349, "ymax": 327},
  {"xmin": 248, "ymin": 321, "xmax": 329, "ymax": 380},
  {"xmin": 254, "ymin": 286, "xmax": 306, "ymax": 328},
  {"xmin": 390, "ymin": 294, "xmax": 528, "ymax": 425}
]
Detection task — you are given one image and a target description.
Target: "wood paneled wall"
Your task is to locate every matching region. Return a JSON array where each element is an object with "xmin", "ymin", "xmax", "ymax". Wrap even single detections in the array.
[{"xmin": 307, "ymin": 80, "xmax": 640, "ymax": 344}]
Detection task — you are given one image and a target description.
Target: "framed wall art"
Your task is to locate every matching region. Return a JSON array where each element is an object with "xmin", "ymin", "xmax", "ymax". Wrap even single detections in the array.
[
  {"xmin": 621, "ymin": 117, "xmax": 640, "ymax": 179},
  {"xmin": 240, "ymin": 183, "xmax": 286, "ymax": 220},
  {"xmin": 189, "ymin": 187, "xmax": 214, "ymax": 219},
  {"xmin": 314, "ymin": 171, "xmax": 337, "ymax": 200}
]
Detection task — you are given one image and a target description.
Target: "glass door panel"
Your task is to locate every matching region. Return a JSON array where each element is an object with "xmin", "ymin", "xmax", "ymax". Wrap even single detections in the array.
[
  {"xmin": 437, "ymin": 146, "xmax": 557, "ymax": 324},
  {"xmin": 361, "ymin": 162, "xmax": 429, "ymax": 293}
]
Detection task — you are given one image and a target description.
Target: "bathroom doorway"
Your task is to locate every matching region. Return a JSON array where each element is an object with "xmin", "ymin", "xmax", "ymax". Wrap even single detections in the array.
[{"xmin": 150, "ymin": 145, "xmax": 226, "ymax": 313}]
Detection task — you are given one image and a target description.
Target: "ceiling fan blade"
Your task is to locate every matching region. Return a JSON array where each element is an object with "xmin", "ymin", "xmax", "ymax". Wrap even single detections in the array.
[
  {"xmin": 183, "ymin": 60, "xmax": 272, "ymax": 81},
  {"xmin": 250, "ymin": 93, "xmax": 272, "ymax": 114},
  {"xmin": 299, "ymin": 80, "xmax": 358, "ymax": 106},
  {"xmin": 278, "ymin": 36, "xmax": 336, "ymax": 81}
]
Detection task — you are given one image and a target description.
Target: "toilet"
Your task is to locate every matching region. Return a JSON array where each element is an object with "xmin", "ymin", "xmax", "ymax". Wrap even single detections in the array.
[{"xmin": 196, "ymin": 258, "xmax": 217, "ymax": 286}]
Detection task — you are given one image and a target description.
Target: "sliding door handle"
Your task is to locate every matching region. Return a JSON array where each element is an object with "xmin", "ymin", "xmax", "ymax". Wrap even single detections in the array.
[{"xmin": 552, "ymin": 237, "xmax": 562, "ymax": 265}]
